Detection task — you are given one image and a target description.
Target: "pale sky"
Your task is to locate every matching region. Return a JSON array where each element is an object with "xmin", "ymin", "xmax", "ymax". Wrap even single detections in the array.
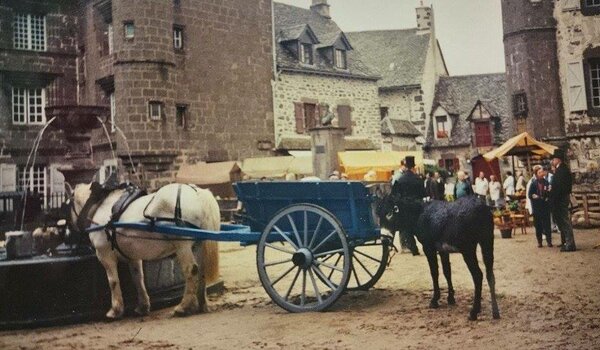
[{"xmin": 275, "ymin": 0, "xmax": 506, "ymax": 76}]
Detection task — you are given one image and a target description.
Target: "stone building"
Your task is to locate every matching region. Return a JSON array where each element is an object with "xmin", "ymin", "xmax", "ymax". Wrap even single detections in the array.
[
  {"xmin": 1, "ymin": 0, "xmax": 275, "ymax": 197},
  {"xmin": 347, "ymin": 4, "xmax": 448, "ymax": 151},
  {"xmin": 272, "ymin": 1, "xmax": 382, "ymax": 154},
  {"xmin": 502, "ymin": 0, "xmax": 600, "ymax": 181},
  {"xmin": 424, "ymin": 73, "xmax": 513, "ymax": 178}
]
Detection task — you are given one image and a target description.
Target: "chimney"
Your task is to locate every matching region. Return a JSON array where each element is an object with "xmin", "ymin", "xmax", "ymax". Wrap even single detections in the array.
[
  {"xmin": 311, "ymin": 0, "xmax": 331, "ymax": 19},
  {"xmin": 416, "ymin": 1, "xmax": 432, "ymax": 35}
]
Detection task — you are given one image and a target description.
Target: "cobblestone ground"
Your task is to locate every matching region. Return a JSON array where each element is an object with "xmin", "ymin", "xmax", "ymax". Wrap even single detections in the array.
[{"xmin": 1, "ymin": 228, "xmax": 599, "ymax": 350}]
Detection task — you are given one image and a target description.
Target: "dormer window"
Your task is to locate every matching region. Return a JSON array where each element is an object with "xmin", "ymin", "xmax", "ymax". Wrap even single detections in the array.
[
  {"xmin": 300, "ymin": 43, "xmax": 313, "ymax": 65},
  {"xmin": 335, "ymin": 48, "xmax": 347, "ymax": 69},
  {"xmin": 436, "ymin": 116, "xmax": 448, "ymax": 139}
]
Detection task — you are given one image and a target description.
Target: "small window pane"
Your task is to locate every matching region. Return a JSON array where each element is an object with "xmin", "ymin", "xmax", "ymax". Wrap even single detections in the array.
[
  {"xmin": 173, "ymin": 27, "xmax": 183, "ymax": 50},
  {"xmin": 176, "ymin": 105, "xmax": 187, "ymax": 128},
  {"xmin": 124, "ymin": 22, "xmax": 135, "ymax": 38},
  {"xmin": 149, "ymin": 102, "xmax": 162, "ymax": 121},
  {"xmin": 335, "ymin": 49, "xmax": 346, "ymax": 69},
  {"xmin": 300, "ymin": 43, "xmax": 312, "ymax": 65}
]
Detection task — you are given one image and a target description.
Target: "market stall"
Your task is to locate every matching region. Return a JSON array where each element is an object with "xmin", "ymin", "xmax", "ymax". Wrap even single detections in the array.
[{"xmin": 337, "ymin": 151, "xmax": 424, "ymax": 181}]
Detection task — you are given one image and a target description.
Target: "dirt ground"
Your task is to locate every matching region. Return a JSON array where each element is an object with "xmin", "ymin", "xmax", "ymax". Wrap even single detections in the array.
[{"xmin": 2, "ymin": 228, "xmax": 600, "ymax": 350}]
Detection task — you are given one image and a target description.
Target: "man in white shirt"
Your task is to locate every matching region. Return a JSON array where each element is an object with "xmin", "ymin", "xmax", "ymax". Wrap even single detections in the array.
[
  {"xmin": 503, "ymin": 171, "xmax": 515, "ymax": 199},
  {"xmin": 474, "ymin": 171, "xmax": 489, "ymax": 201},
  {"xmin": 489, "ymin": 175, "xmax": 502, "ymax": 208}
]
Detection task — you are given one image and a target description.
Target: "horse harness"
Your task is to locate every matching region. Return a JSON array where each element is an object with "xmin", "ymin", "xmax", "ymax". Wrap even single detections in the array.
[{"xmin": 69, "ymin": 183, "xmax": 199, "ymax": 260}]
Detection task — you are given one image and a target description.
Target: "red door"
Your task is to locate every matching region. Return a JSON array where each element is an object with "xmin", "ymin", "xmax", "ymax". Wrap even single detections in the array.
[{"xmin": 471, "ymin": 156, "xmax": 500, "ymax": 181}]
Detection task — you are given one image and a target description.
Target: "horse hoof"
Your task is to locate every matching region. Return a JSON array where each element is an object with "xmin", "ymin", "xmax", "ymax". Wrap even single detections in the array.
[
  {"xmin": 106, "ymin": 308, "xmax": 124, "ymax": 320},
  {"xmin": 429, "ymin": 301, "xmax": 439, "ymax": 309},
  {"xmin": 134, "ymin": 304, "xmax": 151, "ymax": 316},
  {"xmin": 468, "ymin": 311, "xmax": 479, "ymax": 321},
  {"xmin": 447, "ymin": 296, "xmax": 456, "ymax": 305},
  {"xmin": 493, "ymin": 311, "xmax": 501, "ymax": 319},
  {"xmin": 173, "ymin": 304, "xmax": 200, "ymax": 317}
]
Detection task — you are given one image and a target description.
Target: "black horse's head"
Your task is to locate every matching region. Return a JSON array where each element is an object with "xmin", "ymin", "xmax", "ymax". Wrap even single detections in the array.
[{"xmin": 376, "ymin": 192, "xmax": 423, "ymax": 255}]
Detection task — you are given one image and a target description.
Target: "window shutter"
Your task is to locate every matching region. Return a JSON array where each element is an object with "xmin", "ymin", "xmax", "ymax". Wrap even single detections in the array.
[
  {"xmin": 0, "ymin": 164, "xmax": 17, "ymax": 192},
  {"xmin": 49, "ymin": 164, "xmax": 65, "ymax": 194},
  {"xmin": 337, "ymin": 105, "xmax": 352, "ymax": 135},
  {"xmin": 567, "ymin": 61, "xmax": 587, "ymax": 112},
  {"xmin": 294, "ymin": 102, "xmax": 304, "ymax": 134},
  {"xmin": 562, "ymin": 0, "xmax": 580, "ymax": 11}
]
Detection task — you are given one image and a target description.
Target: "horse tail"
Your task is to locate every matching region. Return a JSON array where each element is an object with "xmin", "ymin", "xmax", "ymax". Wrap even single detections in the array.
[{"xmin": 480, "ymin": 208, "xmax": 500, "ymax": 318}]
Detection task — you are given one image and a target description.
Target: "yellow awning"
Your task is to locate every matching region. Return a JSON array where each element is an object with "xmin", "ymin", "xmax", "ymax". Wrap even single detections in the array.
[
  {"xmin": 240, "ymin": 156, "xmax": 313, "ymax": 179},
  {"xmin": 337, "ymin": 151, "xmax": 424, "ymax": 181},
  {"xmin": 482, "ymin": 132, "xmax": 557, "ymax": 161}
]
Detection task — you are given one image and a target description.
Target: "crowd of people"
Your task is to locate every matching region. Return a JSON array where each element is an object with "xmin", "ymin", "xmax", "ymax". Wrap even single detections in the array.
[{"xmin": 389, "ymin": 150, "xmax": 576, "ymax": 253}]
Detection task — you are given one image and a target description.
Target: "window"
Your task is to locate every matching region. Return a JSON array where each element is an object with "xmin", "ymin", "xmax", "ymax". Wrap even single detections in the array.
[
  {"xmin": 582, "ymin": 0, "xmax": 600, "ymax": 14},
  {"xmin": 110, "ymin": 93, "xmax": 116, "ymax": 132},
  {"xmin": 149, "ymin": 101, "xmax": 162, "ymax": 121},
  {"xmin": 436, "ymin": 115, "xmax": 448, "ymax": 138},
  {"xmin": 335, "ymin": 49, "xmax": 347, "ymax": 69},
  {"xmin": 12, "ymin": 87, "xmax": 45, "ymax": 125},
  {"xmin": 13, "ymin": 13, "xmax": 46, "ymax": 51},
  {"xmin": 512, "ymin": 92, "xmax": 528, "ymax": 117},
  {"xmin": 18, "ymin": 165, "xmax": 46, "ymax": 195},
  {"xmin": 176, "ymin": 104, "xmax": 187, "ymax": 129},
  {"xmin": 380, "ymin": 107, "xmax": 389, "ymax": 120},
  {"xmin": 300, "ymin": 43, "xmax": 313, "ymax": 65},
  {"xmin": 474, "ymin": 121, "xmax": 492, "ymax": 147},
  {"xmin": 107, "ymin": 23, "xmax": 114, "ymax": 54},
  {"xmin": 173, "ymin": 26, "xmax": 184, "ymax": 50},
  {"xmin": 589, "ymin": 59, "xmax": 600, "ymax": 108},
  {"xmin": 124, "ymin": 21, "xmax": 135, "ymax": 39}
]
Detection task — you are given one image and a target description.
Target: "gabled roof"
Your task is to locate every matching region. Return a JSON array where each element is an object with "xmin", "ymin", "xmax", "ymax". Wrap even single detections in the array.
[
  {"xmin": 316, "ymin": 31, "xmax": 352, "ymax": 50},
  {"xmin": 278, "ymin": 24, "xmax": 319, "ymax": 44},
  {"xmin": 346, "ymin": 29, "xmax": 431, "ymax": 89},
  {"xmin": 381, "ymin": 117, "xmax": 422, "ymax": 137},
  {"xmin": 426, "ymin": 73, "xmax": 512, "ymax": 148},
  {"xmin": 273, "ymin": 2, "xmax": 378, "ymax": 80}
]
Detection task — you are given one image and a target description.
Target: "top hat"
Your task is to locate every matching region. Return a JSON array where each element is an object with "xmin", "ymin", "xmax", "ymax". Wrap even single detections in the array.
[
  {"xmin": 404, "ymin": 156, "xmax": 416, "ymax": 169},
  {"xmin": 551, "ymin": 148, "xmax": 565, "ymax": 160}
]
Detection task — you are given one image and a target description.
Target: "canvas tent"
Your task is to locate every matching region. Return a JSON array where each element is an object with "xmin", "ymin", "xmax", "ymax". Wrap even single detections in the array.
[
  {"xmin": 338, "ymin": 151, "xmax": 424, "ymax": 181},
  {"xmin": 176, "ymin": 161, "xmax": 242, "ymax": 198},
  {"xmin": 240, "ymin": 156, "xmax": 313, "ymax": 179},
  {"xmin": 483, "ymin": 132, "xmax": 558, "ymax": 172}
]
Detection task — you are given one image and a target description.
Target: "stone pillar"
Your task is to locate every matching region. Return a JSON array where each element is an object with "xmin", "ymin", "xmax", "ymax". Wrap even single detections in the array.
[{"xmin": 309, "ymin": 126, "xmax": 346, "ymax": 180}]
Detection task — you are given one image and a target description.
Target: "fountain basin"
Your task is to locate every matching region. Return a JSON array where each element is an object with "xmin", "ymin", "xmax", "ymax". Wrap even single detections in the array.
[{"xmin": 0, "ymin": 243, "xmax": 202, "ymax": 329}]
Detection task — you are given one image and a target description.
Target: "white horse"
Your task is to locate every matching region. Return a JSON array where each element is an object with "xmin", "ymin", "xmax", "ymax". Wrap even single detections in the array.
[{"xmin": 67, "ymin": 182, "xmax": 220, "ymax": 319}]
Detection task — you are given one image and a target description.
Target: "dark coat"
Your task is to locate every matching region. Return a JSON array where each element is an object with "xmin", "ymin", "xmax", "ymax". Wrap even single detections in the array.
[
  {"xmin": 549, "ymin": 163, "xmax": 572, "ymax": 206},
  {"xmin": 392, "ymin": 170, "xmax": 425, "ymax": 200},
  {"xmin": 434, "ymin": 179, "xmax": 445, "ymax": 200},
  {"xmin": 528, "ymin": 178, "xmax": 550, "ymax": 215}
]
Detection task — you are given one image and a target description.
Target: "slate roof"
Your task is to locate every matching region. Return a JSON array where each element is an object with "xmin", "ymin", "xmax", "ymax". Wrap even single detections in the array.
[
  {"xmin": 426, "ymin": 73, "xmax": 512, "ymax": 148},
  {"xmin": 346, "ymin": 29, "xmax": 431, "ymax": 89},
  {"xmin": 381, "ymin": 118, "xmax": 422, "ymax": 137},
  {"xmin": 273, "ymin": 2, "xmax": 378, "ymax": 80}
]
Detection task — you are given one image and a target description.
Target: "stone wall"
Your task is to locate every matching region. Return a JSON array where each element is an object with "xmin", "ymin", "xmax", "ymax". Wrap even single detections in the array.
[
  {"xmin": 98, "ymin": 0, "xmax": 274, "ymax": 189},
  {"xmin": 554, "ymin": 3, "xmax": 600, "ymax": 173},
  {"xmin": 273, "ymin": 72, "xmax": 381, "ymax": 150},
  {"xmin": 379, "ymin": 88, "xmax": 424, "ymax": 132},
  {"xmin": 0, "ymin": 1, "xmax": 79, "ymax": 165},
  {"xmin": 501, "ymin": 0, "xmax": 565, "ymax": 140}
]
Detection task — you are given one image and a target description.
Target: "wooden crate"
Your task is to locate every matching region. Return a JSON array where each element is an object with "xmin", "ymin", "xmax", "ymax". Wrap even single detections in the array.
[{"xmin": 571, "ymin": 192, "xmax": 600, "ymax": 227}]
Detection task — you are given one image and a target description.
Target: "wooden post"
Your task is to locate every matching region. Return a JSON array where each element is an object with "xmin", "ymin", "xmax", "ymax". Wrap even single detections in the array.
[{"xmin": 583, "ymin": 194, "xmax": 590, "ymax": 227}]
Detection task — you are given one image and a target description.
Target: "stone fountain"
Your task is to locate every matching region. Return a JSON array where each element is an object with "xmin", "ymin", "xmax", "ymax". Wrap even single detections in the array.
[{"xmin": 0, "ymin": 105, "xmax": 198, "ymax": 329}]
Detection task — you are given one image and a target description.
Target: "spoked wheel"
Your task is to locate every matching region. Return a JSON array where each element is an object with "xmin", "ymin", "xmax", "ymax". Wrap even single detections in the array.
[
  {"xmin": 256, "ymin": 204, "xmax": 351, "ymax": 312},
  {"xmin": 317, "ymin": 237, "xmax": 390, "ymax": 291}
]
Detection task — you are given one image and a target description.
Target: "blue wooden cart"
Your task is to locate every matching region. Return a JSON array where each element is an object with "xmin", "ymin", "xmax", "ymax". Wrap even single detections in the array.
[{"xmin": 102, "ymin": 181, "xmax": 391, "ymax": 312}]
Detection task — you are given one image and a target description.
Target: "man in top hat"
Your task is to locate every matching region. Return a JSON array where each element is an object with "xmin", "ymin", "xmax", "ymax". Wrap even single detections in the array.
[
  {"xmin": 549, "ymin": 149, "xmax": 576, "ymax": 252},
  {"xmin": 391, "ymin": 156, "xmax": 425, "ymax": 255}
]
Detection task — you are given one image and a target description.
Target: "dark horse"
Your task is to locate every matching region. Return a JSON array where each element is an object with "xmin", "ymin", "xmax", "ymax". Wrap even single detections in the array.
[{"xmin": 377, "ymin": 194, "xmax": 500, "ymax": 321}]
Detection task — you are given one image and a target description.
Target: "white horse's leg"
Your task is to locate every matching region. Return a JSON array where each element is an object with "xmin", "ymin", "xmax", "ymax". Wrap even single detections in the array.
[
  {"xmin": 96, "ymin": 248, "xmax": 125, "ymax": 319},
  {"xmin": 128, "ymin": 260, "xmax": 151, "ymax": 316},
  {"xmin": 173, "ymin": 242, "xmax": 204, "ymax": 316}
]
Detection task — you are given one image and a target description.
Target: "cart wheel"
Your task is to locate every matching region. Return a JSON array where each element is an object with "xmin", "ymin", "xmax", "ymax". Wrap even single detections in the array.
[
  {"xmin": 256, "ymin": 203, "xmax": 351, "ymax": 312},
  {"xmin": 316, "ymin": 237, "xmax": 390, "ymax": 291}
]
